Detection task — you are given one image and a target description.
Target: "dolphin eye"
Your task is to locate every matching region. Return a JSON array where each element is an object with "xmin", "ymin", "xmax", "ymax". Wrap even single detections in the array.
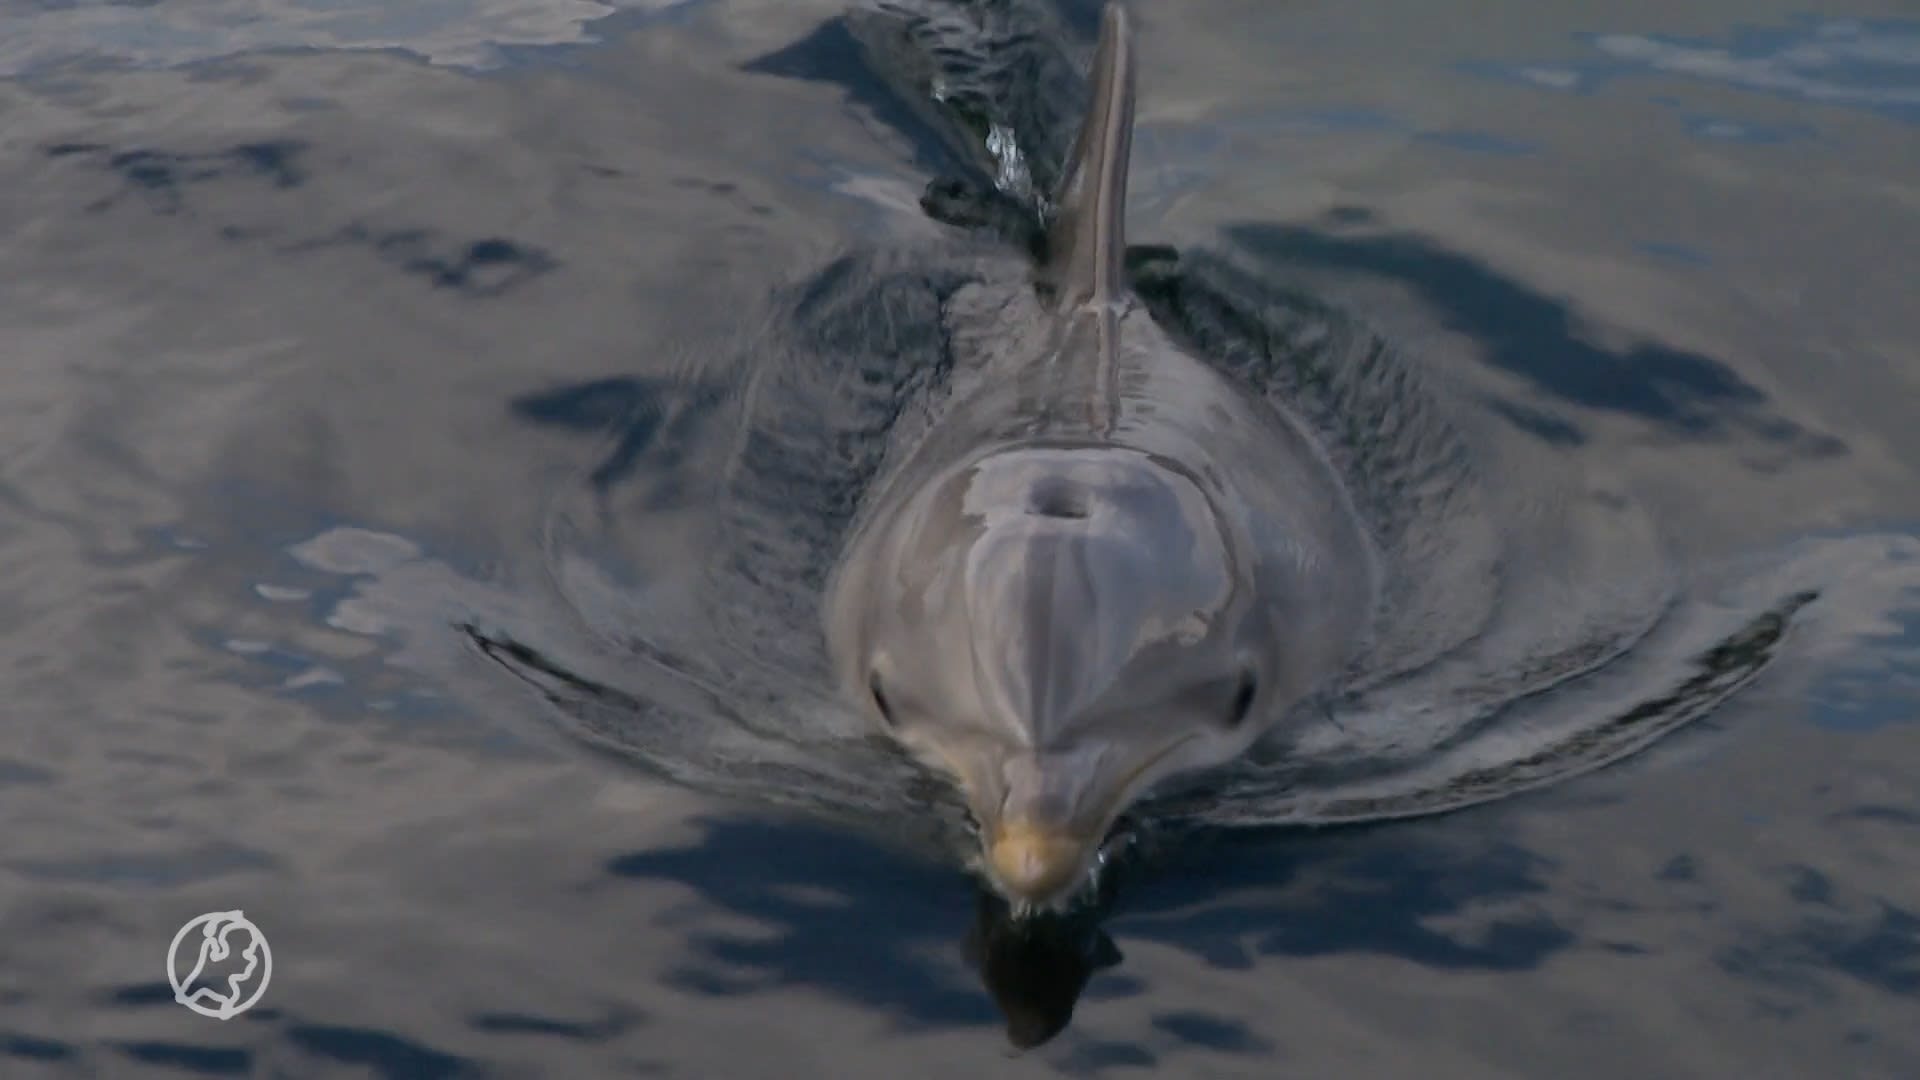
[
  {"xmin": 1227, "ymin": 670, "xmax": 1258, "ymax": 728},
  {"xmin": 869, "ymin": 672, "xmax": 898, "ymax": 728}
]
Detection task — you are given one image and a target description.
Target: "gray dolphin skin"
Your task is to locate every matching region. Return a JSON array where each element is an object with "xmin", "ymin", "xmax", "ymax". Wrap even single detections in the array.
[{"xmin": 825, "ymin": 1, "xmax": 1379, "ymax": 909}]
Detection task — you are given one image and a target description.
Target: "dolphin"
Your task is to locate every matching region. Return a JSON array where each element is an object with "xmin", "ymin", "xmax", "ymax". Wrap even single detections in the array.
[{"xmin": 825, "ymin": 1, "xmax": 1379, "ymax": 908}]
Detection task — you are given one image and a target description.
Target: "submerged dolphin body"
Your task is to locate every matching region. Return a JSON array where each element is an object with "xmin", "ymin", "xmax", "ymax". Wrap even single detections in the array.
[{"xmin": 826, "ymin": 3, "xmax": 1378, "ymax": 908}]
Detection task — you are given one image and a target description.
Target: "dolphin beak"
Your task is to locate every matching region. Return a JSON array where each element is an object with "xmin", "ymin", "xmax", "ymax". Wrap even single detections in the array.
[
  {"xmin": 964, "ymin": 746, "xmax": 1118, "ymax": 906},
  {"xmin": 958, "ymin": 734, "xmax": 1199, "ymax": 906},
  {"xmin": 987, "ymin": 819, "xmax": 1096, "ymax": 904}
]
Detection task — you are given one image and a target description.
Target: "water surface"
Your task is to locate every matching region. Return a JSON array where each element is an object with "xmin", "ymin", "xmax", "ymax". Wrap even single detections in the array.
[{"xmin": 1, "ymin": 1, "xmax": 1917, "ymax": 1075}]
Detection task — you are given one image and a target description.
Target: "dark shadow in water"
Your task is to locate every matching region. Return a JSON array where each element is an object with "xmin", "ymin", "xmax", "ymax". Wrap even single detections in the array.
[
  {"xmin": 121, "ymin": 1020, "xmax": 478, "ymax": 1078},
  {"xmin": 582, "ymin": 708, "xmax": 1919, "ymax": 1047},
  {"xmin": 1115, "ymin": 829, "xmax": 1572, "ymax": 973},
  {"xmin": 467, "ymin": 1008, "xmax": 641, "ymax": 1042},
  {"xmin": 1807, "ymin": 903, "xmax": 1920, "ymax": 997},
  {"xmin": 103, "ymin": 981, "xmax": 193, "ymax": 1007},
  {"xmin": 1150, "ymin": 1010, "xmax": 1275, "ymax": 1054},
  {"xmin": 1056, "ymin": 1039, "xmax": 1158, "ymax": 1071},
  {"xmin": 1719, "ymin": 897, "xmax": 1920, "ymax": 1004},
  {"xmin": 1220, "ymin": 216, "xmax": 1847, "ymax": 459},
  {"xmin": 42, "ymin": 138, "xmax": 556, "ymax": 298},
  {"xmin": 1, "ymin": 1032, "xmax": 75, "ymax": 1065},
  {"xmin": 597, "ymin": 813, "xmax": 1576, "ymax": 1052},
  {"xmin": 604, "ymin": 819, "xmax": 998, "ymax": 1029},
  {"xmin": 0, "ymin": 758, "xmax": 57, "ymax": 786},
  {"xmin": 1835, "ymin": 805, "xmax": 1920, "ymax": 827},
  {"xmin": 94, "ymin": 983, "xmax": 485, "ymax": 1077},
  {"xmin": 44, "ymin": 139, "xmax": 309, "ymax": 214},
  {"xmin": 510, "ymin": 376, "xmax": 724, "ymax": 494},
  {"xmin": 90, "ymin": 982, "xmax": 651, "ymax": 1075},
  {"xmin": 1617, "ymin": 854, "xmax": 1920, "ymax": 1032},
  {"xmin": 285, "ymin": 226, "xmax": 558, "ymax": 299},
  {"xmin": 1657, "ymin": 853, "xmax": 1702, "ymax": 883},
  {"xmin": 1485, "ymin": 398, "xmax": 1587, "ymax": 447},
  {"xmin": 285, "ymin": 1025, "xmax": 477, "ymax": 1080},
  {"xmin": 114, "ymin": 1042, "xmax": 252, "ymax": 1075}
]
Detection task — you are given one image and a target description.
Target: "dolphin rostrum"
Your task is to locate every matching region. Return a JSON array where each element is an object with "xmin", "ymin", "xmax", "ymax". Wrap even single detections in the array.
[{"xmin": 825, "ymin": 1, "xmax": 1378, "ymax": 908}]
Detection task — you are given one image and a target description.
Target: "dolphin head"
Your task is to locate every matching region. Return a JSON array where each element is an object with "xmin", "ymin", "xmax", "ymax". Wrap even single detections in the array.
[{"xmin": 829, "ymin": 445, "xmax": 1277, "ymax": 908}]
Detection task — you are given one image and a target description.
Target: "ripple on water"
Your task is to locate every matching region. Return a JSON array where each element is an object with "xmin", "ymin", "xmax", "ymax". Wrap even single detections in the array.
[{"xmin": 0, "ymin": 0, "xmax": 705, "ymax": 76}]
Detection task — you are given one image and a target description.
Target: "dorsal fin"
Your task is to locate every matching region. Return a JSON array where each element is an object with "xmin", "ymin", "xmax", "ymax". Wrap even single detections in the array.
[{"xmin": 1043, "ymin": 2, "xmax": 1135, "ymax": 311}]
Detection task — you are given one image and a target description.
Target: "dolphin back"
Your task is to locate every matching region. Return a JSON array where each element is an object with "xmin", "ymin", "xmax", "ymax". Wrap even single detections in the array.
[{"xmin": 1043, "ymin": 2, "xmax": 1135, "ymax": 310}]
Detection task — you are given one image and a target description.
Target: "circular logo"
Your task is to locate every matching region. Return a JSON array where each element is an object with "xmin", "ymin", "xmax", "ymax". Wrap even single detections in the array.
[{"xmin": 167, "ymin": 910, "xmax": 272, "ymax": 1020}]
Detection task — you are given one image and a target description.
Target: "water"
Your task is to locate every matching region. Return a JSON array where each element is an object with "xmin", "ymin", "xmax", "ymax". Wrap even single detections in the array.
[{"xmin": 2, "ymin": 1, "xmax": 1916, "ymax": 1075}]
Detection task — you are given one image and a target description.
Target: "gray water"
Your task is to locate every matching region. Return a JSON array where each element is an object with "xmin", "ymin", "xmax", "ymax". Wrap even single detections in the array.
[{"xmin": 2, "ymin": 1, "xmax": 1917, "ymax": 1076}]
